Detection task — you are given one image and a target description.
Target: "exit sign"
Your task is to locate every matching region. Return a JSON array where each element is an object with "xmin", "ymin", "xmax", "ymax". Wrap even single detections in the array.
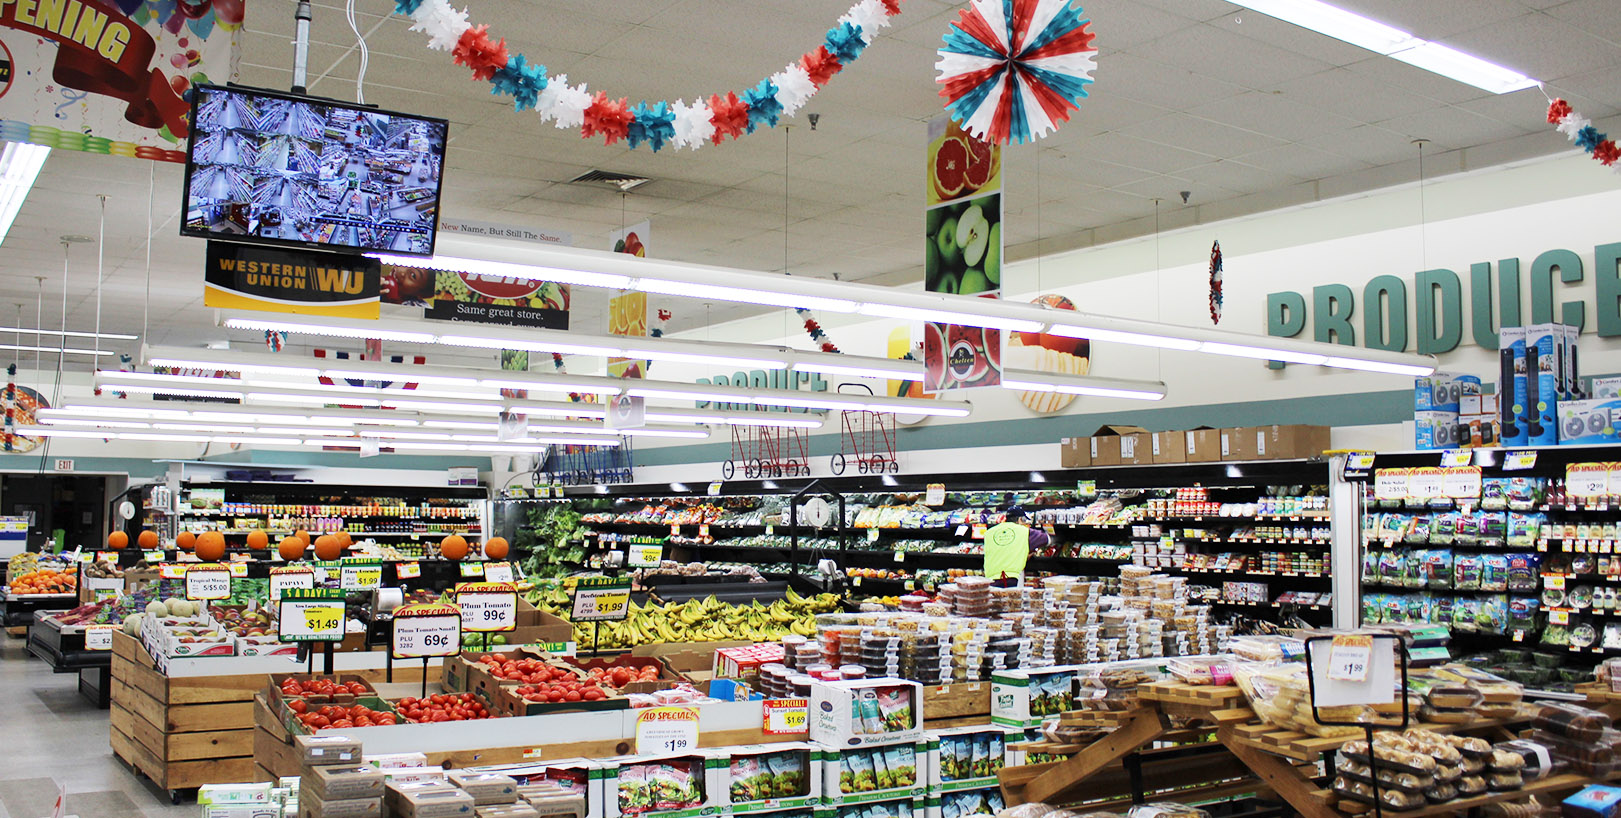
[{"xmin": 54, "ymin": 459, "xmax": 73, "ymax": 471}]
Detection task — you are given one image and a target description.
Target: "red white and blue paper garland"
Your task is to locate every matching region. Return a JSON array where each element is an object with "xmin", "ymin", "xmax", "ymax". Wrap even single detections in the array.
[
  {"xmin": 935, "ymin": 0, "xmax": 1097, "ymax": 145},
  {"xmin": 1547, "ymin": 99, "xmax": 1621, "ymax": 172},
  {"xmin": 1208, "ymin": 241, "xmax": 1223, "ymax": 326},
  {"xmin": 392, "ymin": 0, "xmax": 904, "ymax": 151}
]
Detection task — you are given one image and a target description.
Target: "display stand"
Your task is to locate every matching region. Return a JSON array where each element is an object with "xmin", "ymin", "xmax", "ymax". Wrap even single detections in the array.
[
  {"xmin": 26, "ymin": 613, "xmax": 112, "ymax": 708},
  {"xmin": 1302, "ymin": 635, "xmax": 1408, "ymax": 818}
]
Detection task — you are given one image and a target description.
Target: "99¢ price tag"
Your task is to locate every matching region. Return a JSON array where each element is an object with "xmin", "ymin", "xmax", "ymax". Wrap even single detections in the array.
[
  {"xmin": 456, "ymin": 589, "xmax": 517, "ymax": 632},
  {"xmin": 185, "ymin": 565, "xmax": 232, "ymax": 601},
  {"xmin": 762, "ymin": 699, "xmax": 809, "ymax": 735},
  {"xmin": 1327, "ymin": 634, "xmax": 1373, "ymax": 682}
]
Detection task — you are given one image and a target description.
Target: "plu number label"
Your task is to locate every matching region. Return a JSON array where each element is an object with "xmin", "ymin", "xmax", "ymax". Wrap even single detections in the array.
[
  {"xmin": 392, "ymin": 604, "xmax": 462, "ymax": 658},
  {"xmin": 455, "ymin": 582, "xmax": 517, "ymax": 632},
  {"xmin": 185, "ymin": 565, "xmax": 232, "ymax": 601},
  {"xmin": 278, "ymin": 589, "xmax": 347, "ymax": 643},
  {"xmin": 339, "ymin": 563, "xmax": 383, "ymax": 590},
  {"xmin": 571, "ymin": 577, "xmax": 632, "ymax": 622}
]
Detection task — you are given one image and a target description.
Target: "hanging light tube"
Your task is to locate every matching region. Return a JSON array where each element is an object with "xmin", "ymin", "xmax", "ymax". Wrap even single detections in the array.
[{"xmin": 998, "ymin": 370, "xmax": 1167, "ymax": 401}]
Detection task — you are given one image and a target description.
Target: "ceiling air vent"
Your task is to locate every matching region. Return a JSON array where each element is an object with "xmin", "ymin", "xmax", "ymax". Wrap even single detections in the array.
[{"xmin": 568, "ymin": 170, "xmax": 651, "ymax": 193}]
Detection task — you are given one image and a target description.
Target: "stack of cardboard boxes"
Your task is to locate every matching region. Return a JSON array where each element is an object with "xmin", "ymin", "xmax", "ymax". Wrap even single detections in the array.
[{"xmin": 1060, "ymin": 424, "xmax": 1330, "ymax": 468}]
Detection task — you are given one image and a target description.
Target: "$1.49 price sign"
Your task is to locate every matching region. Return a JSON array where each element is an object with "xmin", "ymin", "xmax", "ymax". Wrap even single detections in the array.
[
  {"xmin": 185, "ymin": 564, "xmax": 232, "ymax": 601},
  {"xmin": 762, "ymin": 698, "xmax": 809, "ymax": 735},
  {"xmin": 635, "ymin": 706, "xmax": 700, "ymax": 755},
  {"xmin": 571, "ymin": 577, "xmax": 632, "ymax": 622},
  {"xmin": 455, "ymin": 582, "xmax": 517, "ymax": 632},
  {"xmin": 278, "ymin": 589, "xmax": 347, "ymax": 643},
  {"xmin": 391, "ymin": 603, "xmax": 462, "ymax": 658}
]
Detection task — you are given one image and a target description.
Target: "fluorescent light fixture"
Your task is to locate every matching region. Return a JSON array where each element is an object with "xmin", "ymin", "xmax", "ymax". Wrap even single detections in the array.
[
  {"xmin": 374, "ymin": 252, "xmax": 632, "ymax": 291},
  {"xmin": 150, "ymin": 354, "xmax": 321, "ymax": 376},
  {"xmin": 508, "ymin": 402, "xmax": 609, "ymax": 419},
  {"xmin": 670, "ymin": 483, "xmax": 689, "ymax": 492},
  {"xmin": 322, "ymin": 369, "xmax": 481, "ymax": 387},
  {"xmin": 0, "ymin": 142, "xmax": 49, "ymax": 246},
  {"xmin": 627, "ymin": 385, "xmax": 758, "ymax": 404},
  {"xmin": 1227, "ymin": 0, "xmax": 1535, "ymax": 93},
  {"xmin": 1388, "ymin": 41, "xmax": 1538, "ymax": 94},
  {"xmin": 1048, "ymin": 324, "xmax": 1202, "ymax": 352},
  {"xmin": 642, "ymin": 407, "xmax": 826, "ymax": 429},
  {"xmin": 0, "ymin": 325, "xmax": 137, "ymax": 341},
  {"xmin": 1322, "ymin": 356, "xmax": 1436, "ymax": 377},
  {"xmin": 39, "ymin": 418, "xmax": 152, "ymax": 429},
  {"xmin": 792, "ymin": 354, "xmax": 924, "ymax": 381},
  {"xmin": 1000, "ymin": 370, "xmax": 1167, "ymax": 401},
  {"xmin": 855, "ymin": 302, "xmax": 1043, "ymax": 333},
  {"xmin": 0, "ymin": 343, "xmax": 117, "ymax": 357},
  {"xmin": 220, "ymin": 315, "xmax": 436, "ymax": 344},
  {"xmin": 1198, "ymin": 342, "xmax": 1327, "ymax": 366}
]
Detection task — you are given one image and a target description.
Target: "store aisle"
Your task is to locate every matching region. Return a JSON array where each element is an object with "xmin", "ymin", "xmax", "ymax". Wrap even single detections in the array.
[{"xmin": 0, "ymin": 639, "xmax": 189, "ymax": 818}]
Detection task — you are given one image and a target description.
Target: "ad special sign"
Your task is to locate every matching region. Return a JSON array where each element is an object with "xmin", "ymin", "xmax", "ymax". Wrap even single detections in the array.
[
  {"xmin": 205, "ymin": 242, "xmax": 380, "ymax": 318},
  {"xmin": 0, "ymin": 0, "xmax": 240, "ymax": 162}
]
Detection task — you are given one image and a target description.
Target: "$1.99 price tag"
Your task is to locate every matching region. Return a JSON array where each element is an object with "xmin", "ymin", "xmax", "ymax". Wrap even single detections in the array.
[
  {"xmin": 1327, "ymin": 634, "xmax": 1373, "ymax": 682},
  {"xmin": 635, "ymin": 706, "xmax": 700, "ymax": 755},
  {"xmin": 571, "ymin": 577, "xmax": 631, "ymax": 622},
  {"xmin": 762, "ymin": 698, "xmax": 809, "ymax": 735},
  {"xmin": 340, "ymin": 562, "xmax": 383, "ymax": 590}
]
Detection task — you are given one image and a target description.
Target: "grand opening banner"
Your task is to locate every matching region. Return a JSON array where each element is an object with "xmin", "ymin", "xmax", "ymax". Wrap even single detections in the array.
[{"xmin": 0, "ymin": 0, "xmax": 240, "ymax": 162}]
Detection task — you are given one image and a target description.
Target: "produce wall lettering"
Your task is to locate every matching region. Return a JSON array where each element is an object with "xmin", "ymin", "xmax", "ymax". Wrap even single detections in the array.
[{"xmin": 695, "ymin": 370, "xmax": 828, "ymax": 413}]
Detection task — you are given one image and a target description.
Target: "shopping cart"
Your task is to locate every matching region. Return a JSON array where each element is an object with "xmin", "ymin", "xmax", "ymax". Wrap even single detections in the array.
[
  {"xmin": 723, "ymin": 423, "xmax": 810, "ymax": 479},
  {"xmin": 830, "ymin": 384, "xmax": 897, "ymax": 474}
]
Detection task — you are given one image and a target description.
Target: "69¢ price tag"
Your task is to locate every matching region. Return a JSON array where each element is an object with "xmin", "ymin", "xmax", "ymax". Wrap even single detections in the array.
[
  {"xmin": 392, "ymin": 604, "xmax": 462, "ymax": 658},
  {"xmin": 455, "ymin": 583, "xmax": 517, "ymax": 632},
  {"xmin": 762, "ymin": 698, "xmax": 809, "ymax": 735}
]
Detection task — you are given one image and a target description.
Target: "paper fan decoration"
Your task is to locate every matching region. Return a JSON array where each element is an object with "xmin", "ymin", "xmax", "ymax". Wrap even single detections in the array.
[{"xmin": 935, "ymin": 0, "xmax": 1097, "ymax": 145}]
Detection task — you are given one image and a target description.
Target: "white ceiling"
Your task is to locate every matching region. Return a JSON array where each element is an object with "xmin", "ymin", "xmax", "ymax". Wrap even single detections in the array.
[{"xmin": 3, "ymin": 0, "xmax": 1620, "ymax": 368}]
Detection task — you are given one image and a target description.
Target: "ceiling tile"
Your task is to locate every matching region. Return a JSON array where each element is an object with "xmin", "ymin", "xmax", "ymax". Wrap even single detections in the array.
[{"xmin": 1124, "ymin": 24, "xmax": 1337, "ymax": 90}]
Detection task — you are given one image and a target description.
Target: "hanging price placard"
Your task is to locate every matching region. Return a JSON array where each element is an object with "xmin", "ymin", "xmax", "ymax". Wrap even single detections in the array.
[
  {"xmin": 339, "ymin": 562, "xmax": 383, "ymax": 591},
  {"xmin": 1442, "ymin": 466, "xmax": 1483, "ymax": 499},
  {"xmin": 925, "ymin": 483, "xmax": 946, "ymax": 506},
  {"xmin": 391, "ymin": 602, "xmax": 462, "ymax": 658},
  {"xmin": 455, "ymin": 582, "xmax": 517, "ymax": 632},
  {"xmin": 708, "ymin": 481, "xmax": 723, "ymax": 496},
  {"xmin": 484, "ymin": 562, "xmax": 515, "ymax": 583},
  {"xmin": 185, "ymin": 564, "xmax": 232, "ymax": 601},
  {"xmin": 762, "ymin": 698, "xmax": 809, "ymax": 735},
  {"xmin": 1327, "ymin": 634, "xmax": 1373, "ymax": 682},
  {"xmin": 627, "ymin": 544, "xmax": 664, "ymax": 568},
  {"xmin": 83, "ymin": 624, "xmax": 117, "ymax": 651},
  {"xmin": 635, "ymin": 706, "xmax": 700, "ymax": 755},
  {"xmin": 1406, "ymin": 467, "xmax": 1445, "ymax": 501},
  {"xmin": 1373, "ymin": 468, "xmax": 1409, "ymax": 500},
  {"xmin": 1503, "ymin": 450, "xmax": 1538, "ymax": 471},
  {"xmin": 277, "ymin": 589, "xmax": 346, "ymax": 643},
  {"xmin": 269, "ymin": 566, "xmax": 315, "ymax": 601},
  {"xmin": 395, "ymin": 562, "xmax": 421, "ymax": 579},
  {"xmin": 571, "ymin": 577, "xmax": 632, "ymax": 622},
  {"xmin": 1439, "ymin": 449, "xmax": 1473, "ymax": 469},
  {"xmin": 1568, "ymin": 464, "xmax": 1610, "ymax": 499}
]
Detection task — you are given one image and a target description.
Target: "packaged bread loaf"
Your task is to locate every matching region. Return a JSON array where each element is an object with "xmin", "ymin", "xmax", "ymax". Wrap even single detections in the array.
[{"xmin": 1531, "ymin": 702, "xmax": 1612, "ymax": 742}]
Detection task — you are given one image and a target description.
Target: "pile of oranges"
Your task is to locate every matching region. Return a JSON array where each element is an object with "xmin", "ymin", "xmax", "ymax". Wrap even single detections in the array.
[{"xmin": 9, "ymin": 566, "xmax": 76, "ymax": 595}]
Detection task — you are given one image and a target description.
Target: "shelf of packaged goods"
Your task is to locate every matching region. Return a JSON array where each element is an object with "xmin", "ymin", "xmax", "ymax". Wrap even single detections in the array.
[
  {"xmin": 1185, "ymin": 537, "xmax": 1331, "ymax": 546},
  {"xmin": 178, "ymin": 510, "xmax": 479, "ymax": 519},
  {"xmin": 1174, "ymin": 568, "xmax": 1327, "ymax": 579},
  {"xmin": 1209, "ymin": 599, "xmax": 1331, "ymax": 612}
]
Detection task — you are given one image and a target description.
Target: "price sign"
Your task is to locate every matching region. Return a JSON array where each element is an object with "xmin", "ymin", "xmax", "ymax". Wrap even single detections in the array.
[
  {"xmin": 83, "ymin": 624, "xmax": 116, "ymax": 650},
  {"xmin": 95, "ymin": 551, "xmax": 120, "ymax": 564},
  {"xmin": 1407, "ymin": 467, "xmax": 1445, "ymax": 501},
  {"xmin": 635, "ymin": 706, "xmax": 700, "ymax": 755},
  {"xmin": 1546, "ymin": 575, "xmax": 1567, "ymax": 590},
  {"xmin": 340, "ymin": 562, "xmax": 383, "ymax": 591},
  {"xmin": 228, "ymin": 562, "xmax": 249, "ymax": 577},
  {"xmin": 1327, "ymin": 634, "xmax": 1372, "ymax": 682},
  {"xmin": 627, "ymin": 544, "xmax": 664, "ymax": 568},
  {"xmin": 396, "ymin": 561, "xmax": 421, "ymax": 579},
  {"xmin": 455, "ymin": 582, "xmax": 517, "ymax": 632},
  {"xmin": 1551, "ymin": 609, "xmax": 1571, "ymax": 625},
  {"xmin": 1504, "ymin": 450, "xmax": 1538, "ymax": 471},
  {"xmin": 698, "ymin": 524, "xmax": 710, "ymax": 538},
  {"xmin": 571, "ymin": 577, "xmax": 632, "ymax": 622},
  {"xmin": 925, "ymin": 483, "xmax": 946, "ymax": 506},
  {"xmin": 1439, "ymin": 449, "xmax": 1473, "ymax": 469},
  {"xmin": 1342, "ymin": 452, "xmax": 1376, "ymax": 479},
  {"xmin": 1442, "ymin": 466, "xmax": 1484, "ymax": 499},
  {"xmin": 867, "ymin": 528, "xmax": 881, "ymax": 542},
  {"xmin": 1373, "ymin": 468, "xmax": 1409, "ymax": 501},
  {"xmin": 278, "ymin": 589, "xmax": 346, "ymax": 643},
  {"xmin": 484, "ymin": 562, "xmax": 515, "ymax": 583},
  {"xmin": 269, "ymin": 567, "xmax": 315, "ymax": 601},
  {"xmin": 708, "ymin": 481, "xmax": 723, "ymax": 497},
  {"xmin": 143, "ymin": 550, "xmax": 163, "ymax": 563},
  {"xmin": 1568, "ymin": 464, "xmax": 1610, "ymax": 499},
  {"xmin": 391, "ymin": 603, "xmax": 462, "ymax": 658},
  {"xmin": 762, "ymin": 698, "xmax": 809, "ymax": 735},
  {"xmin": 459, "ymin": 562, "xmax": 486, "ymax": 578},
  {"xmin": 159, "ymin": 564, "xmax": 187, "ymax": 579},
  {"xmin": 185, "ymin": 564, "xmax": 232, "ymax": 601}
]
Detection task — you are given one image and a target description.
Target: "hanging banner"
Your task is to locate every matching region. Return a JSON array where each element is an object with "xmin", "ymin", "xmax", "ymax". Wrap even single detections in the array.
[
  {"xmin": 607, "ymin": 291, "xmax": 648, "ymax": 379},
  {"xmin": 923, "ymin": 116, "xmax": 1002, "ymax": 392},
  {"xmin": 609, "ymin": 220, "xmax": 650, "ymax": 258},
  {"xmin": 382, "ymin": 265, "xmax": 570, "ymax": 329},
  {"xmin": 0, "ymin": 0, "xmax": 240, "ymax": 163},
  {"xmin": 204, "ymin": 242, "xmax": 380, "ymax": 318}
]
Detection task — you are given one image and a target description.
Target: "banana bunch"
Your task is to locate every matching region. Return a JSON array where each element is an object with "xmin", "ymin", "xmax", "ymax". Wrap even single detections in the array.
[{"xmin": 570, "ymin": 592, "xmax": 844, "ymax": 650}]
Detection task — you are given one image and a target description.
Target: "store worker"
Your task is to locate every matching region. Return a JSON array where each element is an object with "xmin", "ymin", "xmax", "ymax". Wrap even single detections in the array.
[{"xmin": 983, "ymin": 503, "xmax": 1043, "ymax": 586}]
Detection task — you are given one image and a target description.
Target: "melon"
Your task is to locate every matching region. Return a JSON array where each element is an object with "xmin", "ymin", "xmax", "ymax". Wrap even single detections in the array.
[
  {"xmin": 162, "ymin": 597, "xmax": 185, "ymax": 616},
  {"xmin": 145, "ymin": 600, "xmax": 168, "ymax": 617},
  {"xmin": 123, "ymin": 613, "xmax": 144, "ymax": 635}
]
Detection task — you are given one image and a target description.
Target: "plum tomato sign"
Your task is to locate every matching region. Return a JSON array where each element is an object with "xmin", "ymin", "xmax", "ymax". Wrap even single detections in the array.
[
  {"xmin": 454, "ymin": 582, "xmax": 517, "ymax": 632},
  {"xmin": 392, "ymin": 602, "xmax": 461, "ymax": 658}
]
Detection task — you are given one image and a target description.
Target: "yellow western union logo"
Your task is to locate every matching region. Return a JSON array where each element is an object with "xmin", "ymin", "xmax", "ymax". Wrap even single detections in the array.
[{"xmin": 218, "ymin": 259, "xmax": 367, "ymax": 295}]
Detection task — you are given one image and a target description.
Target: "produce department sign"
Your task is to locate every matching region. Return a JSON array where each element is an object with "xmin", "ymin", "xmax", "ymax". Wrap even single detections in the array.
[
  {"xmin": 205, "ymin": 242, "xmax": 380, "ymax": 319},
  {"xmin": 382, "ymin": 264, "xmax": 569, "ymax": 330},
  {"xmin": 0, "ymin": 0, "xmax": 240, "ymax": 163}
]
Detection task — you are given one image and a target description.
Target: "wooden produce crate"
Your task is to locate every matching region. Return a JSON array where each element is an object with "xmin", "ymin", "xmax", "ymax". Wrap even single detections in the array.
[{"xmin": 109, "ymin": 631, "xmax": 257, "ymax": 793}]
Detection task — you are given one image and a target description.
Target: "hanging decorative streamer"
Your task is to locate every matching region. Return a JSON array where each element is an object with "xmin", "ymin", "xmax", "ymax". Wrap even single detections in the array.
[
  {"xmin": 1547, "ymin": 98, "xmax": 1621, "ymax": 172},
  {"xmin": 265, "ymin": 330, "xmax": 288, "ymax": 352},
  {"xmin": 1208, "ymin": 241, "xmax": 1223, "ymax": 326},
  {"xmin": 4, "ymin": 364, "xmax": 13, "ymax": 453},
  {"xmin": 934, "ymin": 0, "xmax": 1097, "ymax": 145},
  {"xmin": 796, "ymin": 307, "xmax": 842, "ymax": 354},
  {"xmin": 393, "ymin": 0, "xmax": 906, "ymax": 151}
]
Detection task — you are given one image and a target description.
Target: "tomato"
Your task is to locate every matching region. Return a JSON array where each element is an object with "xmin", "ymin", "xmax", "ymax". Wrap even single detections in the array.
[
  {"xmin": 288, "ymin": 700, "xmax": 307, "ymax": 714},
  {"xmin": 330, "ymin": 719, "xmax": 353, "ymax": 729},
  {"xmin": 310, "ymin": 715, "xmax": 330, "ymax": 728},
  {"xmin": 375, "ymin": 715, "xmax": 397, "ymax": 725}
]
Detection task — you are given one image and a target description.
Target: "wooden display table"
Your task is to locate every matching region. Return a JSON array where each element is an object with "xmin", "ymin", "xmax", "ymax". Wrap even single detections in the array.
[{"xmin": 108, "ymin": 631, "xmax": 439, "ymax": 802}]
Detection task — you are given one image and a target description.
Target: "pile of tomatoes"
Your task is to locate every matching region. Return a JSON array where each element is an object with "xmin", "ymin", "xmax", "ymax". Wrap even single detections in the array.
[
  {"xmin": 479, "ymin": 654, "xmax": 575, "ymax": 684},
  {"xmin": 288, "ymin": 700, "xmax": 397, "ymax": 731},
  {"xmin": 279, "ymin": 677, "xmax": 371, "ymax": 700},
  {"xmin": 583, "ymin": 664, "xmax": 661, "ymax": 689},
  {"xmin": 394, "ymin": 693, "xmax": 491, "ymax": 723},
  {"xmin": 514, "ymin": 681, "xmax": 612, "ymax": 704}
]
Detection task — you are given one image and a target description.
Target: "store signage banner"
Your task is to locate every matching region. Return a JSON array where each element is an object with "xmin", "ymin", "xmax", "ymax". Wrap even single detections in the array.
[
  {"xmin": 204, "ymin": 242, "xmax": 380, "ymax": 318},
  {"xmin": 438, "ymin": 217, "xmax": 571, "ymax": 247},
  {"xmin": 923, "ymin": 115, "xmax": 1003, "ymax": 392},
  {"xmin": 382, "ymin": 264, "xmax": 570, "ymax": 329},
  {"xmin": 0, "ymin": 0, "xmax": 240, "ymax": 163}
]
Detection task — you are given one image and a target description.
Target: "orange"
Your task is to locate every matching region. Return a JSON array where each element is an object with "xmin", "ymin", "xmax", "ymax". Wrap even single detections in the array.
[
  {"xmin": 245, "ymin": 530, "xmax": 269, "ymax": 549},
  {"xmin": 278, "ymin": 537, "xmax": 306, "ymax": 561},
  {"xmin": 440, "ymin": 535, "xmax": 468, "ymax": 561},
  {"xmin": 196, "ymin": 531, "xmax": 227, "ymax": 562},
  {"xmin": 313, "ymin": 534, "xmax": 343, "ymax": 561},
  {"xmin": 137, "ymin": 529, "xmax": 159, "ymax": 549},
  {"xmin": 483, "ymin": 537, "xmax": 509, "ymax": 560},
  {"xmin": 107, "ymin": 530, "xmax": 129, "ymax": 550},
  {"xmin": 176, "ymin": 531, "xmax": 196, "ymax": 551}
]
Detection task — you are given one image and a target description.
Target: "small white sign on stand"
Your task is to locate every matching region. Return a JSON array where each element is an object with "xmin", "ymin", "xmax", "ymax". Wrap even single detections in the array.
[{"xmin": 1308, "ymin": 635, "xmax": 1397, "ymax": 708}]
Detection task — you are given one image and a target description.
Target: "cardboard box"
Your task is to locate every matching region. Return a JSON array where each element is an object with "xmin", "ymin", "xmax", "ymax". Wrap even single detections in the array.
[
  {"xmin": 202, "ymin": 806, "xmax": 279, "ymax": 818},
  {"xmin": 393, "ymin": 788, "xmax": 475, "ymax": 818},
  {"xmin": 1058, "ymin": 437, "xmax": 1090, "ymax": 469},
  {"xmin": 385, "ymin": 781, "xmax": 460, "ymax": 818},
  {"xmin": 1150, "ymin": 431, "xmax": 1186, "ymax": 465},
  {"xmin": 567, "ymin": 655, "xmax": 686, "ymax": 694},
  {"xmin": 303, "ymin": 766, "xmax": 386, "ymax": 802},
  {"xmin": 715, "ymin": 743, "xmax": 823, "ymax": 812},
  {"xmin": 296, "ymin": 791, "xmax": 380, "ymax": 818},
  {"xmin": 1088, "ymin": 425, "xmax": 1147, "ymax": 468},
  {"xmin": 600, "ymin": 754, "xmax": 722, "ymax": 818},
  {"xmin": 294, "ymin": 734, "xmax": 364, "ymax": 767},
  {"xmin": 818, "ymin": 742, "xmax": 928, "ymax": 805},
  {"xmin": 989, "ymin": 666, "xmax": 1080, "ymax": 729},
  {"xmin": 928, "ymin": 727, "xmax": 1018, "ymax": 790},
  {"xmin": 1528, "ymin": 323, "xmax": 1560, "ymax": 445},
  {"xmin": 1415, "ymin": 412, "xmax": 1460, "ymax": 450},
  {"xmin": 447, "ymin": 772, "xmax": 520, "ymax": 806},
  {"xmin": 1252, "ymin": 424, "xmax": 1332, "ymax": 459},
  {"xmin": 1184, "ymin": 427, "xmax": 1221, "ymax": 463},
  {"xmin": 1558, "ymin": 399, "xmax": 1621, "ymax": 445},
  {"xmin": 1117, "ymin": 431, "xmax": 1152, "ymax": 466},
  {"xmin": 487, "ymin": 682, "xmax": 629, "ymax": 720},
  {"xmin": 630, "ymin": 641, "xmax": 750, "ymax": 684},
  {"xmin": 1592, "ymin": 376, "xmax": 1621, "ymax": 399},
  {"xmin": 1219, "ymin": 427, "xmax": 1256, "ymax": 461},
  {"xmin": 1501, "ymin": 326, "xmax": 1529, "ymax": 447},
  {"xmin": 810, "ymin": 679, "xmax": 924, "ymax": 748}
]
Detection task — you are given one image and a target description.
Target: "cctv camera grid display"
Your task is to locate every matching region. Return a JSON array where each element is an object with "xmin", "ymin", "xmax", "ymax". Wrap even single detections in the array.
[{"xmin": 185, "ymin": 86, "xmax": 446, "ymax": 255}]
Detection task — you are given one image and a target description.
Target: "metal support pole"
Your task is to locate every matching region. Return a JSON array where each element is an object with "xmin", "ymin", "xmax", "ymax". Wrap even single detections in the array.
[
  {"xmin": 291, "ymin": 0, "xmax": 312, "ymax": 94},
  {"xmin": 1327, "ymin": 454, "xmax": 1362, "ymax": 629}
]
